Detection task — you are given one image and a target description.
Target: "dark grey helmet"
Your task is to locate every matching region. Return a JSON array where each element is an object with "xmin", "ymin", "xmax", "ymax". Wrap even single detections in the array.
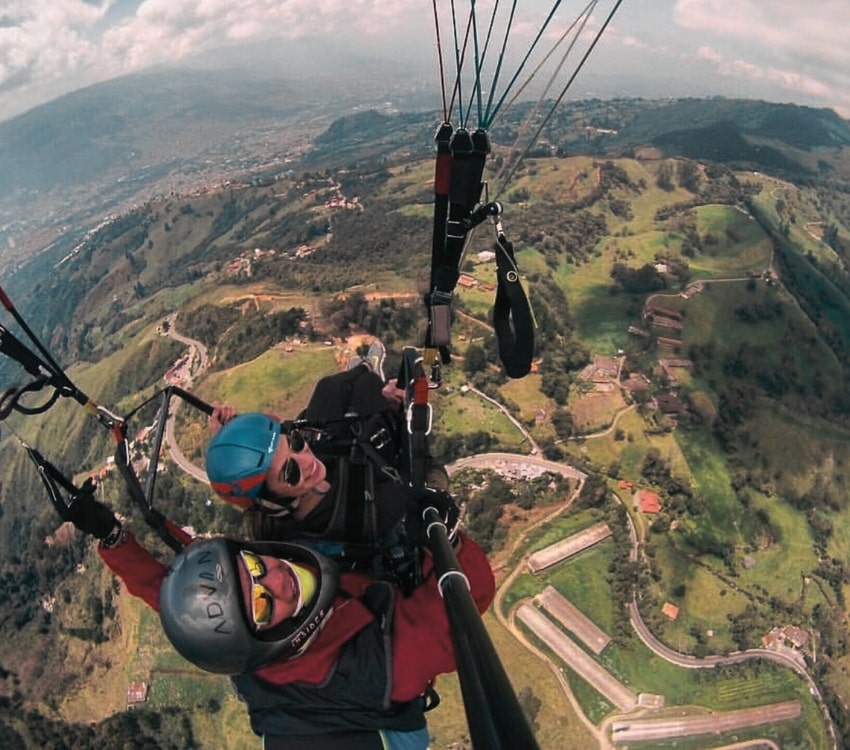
[{"xmin": 158, "ymin": 538, "xmax": 338, "ymax": 674}]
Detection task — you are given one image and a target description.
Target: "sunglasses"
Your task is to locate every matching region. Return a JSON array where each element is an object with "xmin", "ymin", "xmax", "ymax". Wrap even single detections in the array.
[
  {"xmin": 239, "ymin": 550, "xmax": 303, "ymax": 630},
  {"xmin": 280, "ymin": 430, "xmax": 307, "ymax": 487}
]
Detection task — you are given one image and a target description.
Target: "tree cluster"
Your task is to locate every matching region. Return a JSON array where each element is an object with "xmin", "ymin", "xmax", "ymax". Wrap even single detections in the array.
[
  {"xmin": 0, "ymin": 701, "xmax": 199, "ymax": 750},
  {"xmin": 178, "ymin": 303, "xmax": 307, "ymax": 371},
  {"xmin": 609, "ymin": 262, "xmax": 667, "ymax": 294}
]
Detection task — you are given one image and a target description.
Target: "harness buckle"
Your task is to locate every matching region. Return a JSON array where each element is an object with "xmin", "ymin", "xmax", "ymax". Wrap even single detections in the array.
[
  {"xmin": 406, "ymin": 402, "xmax": 433, "ymax": 436},
  {"xmin": 430, "ymin": 289, "xmax": 453, "ymax": 306},
  {"xmin": 429, "ymin": 291, "xmax": 453, "ymax": 347},
  {"xmin": 369, "ymin": 427, "xmax": 392, "ymax": 451}
]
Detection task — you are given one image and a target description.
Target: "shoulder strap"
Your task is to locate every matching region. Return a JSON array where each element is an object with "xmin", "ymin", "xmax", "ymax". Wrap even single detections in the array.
[
  {"xmin": 425, "ymin": 125, "xmax": 534, "ymax": 379},
  {"xmin": 492, "ymin": 233, "xmax": 535, "ymax": 378},
  {"xmin": 426, "ymin": 128, "xmax": 491, "ymax": 361}
]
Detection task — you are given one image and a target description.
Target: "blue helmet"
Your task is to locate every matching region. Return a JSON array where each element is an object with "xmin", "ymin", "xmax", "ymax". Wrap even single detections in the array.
[
  {"xmin": 158, "ymin": 538, "xmax": 338, "ymax": 674},
  {"xmin": 206, "ymin": 413, "xmax": 281, "ymax": 508}
]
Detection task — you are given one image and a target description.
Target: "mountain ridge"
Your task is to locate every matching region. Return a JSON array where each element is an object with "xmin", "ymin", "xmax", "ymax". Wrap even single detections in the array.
[
  {"xmin": 1, "ymin": 79, "xmax": 850, "ymax": 747},
  {"xmin": 3, "ymin": 73, "xmax": 850, "ymax": 274}
]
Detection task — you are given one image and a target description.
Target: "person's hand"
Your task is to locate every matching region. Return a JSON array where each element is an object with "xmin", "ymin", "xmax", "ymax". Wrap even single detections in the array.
[
  {"xmin": 381, "ymin": 380, "xmax": 406, "ymax": 410},
  {"xmin": 66, "ymin": 481, "xmax": 121, "ymax": 540},
  {"xmin": 208, "ymin": 402, "xmax": 237, "ymax": 435},
  {"xmin": 408, "ymin": 488, "xmax": 462, "ymax": 546}
]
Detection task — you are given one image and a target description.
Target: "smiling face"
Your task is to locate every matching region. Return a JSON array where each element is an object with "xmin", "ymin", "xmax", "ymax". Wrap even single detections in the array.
[
  {"xmin": 263, "ymin": 430, "xmax": 330, "ymax": 502},
  {"xmin": 238, "ymin": 551, "xmax": 305, "ymax": 632}
]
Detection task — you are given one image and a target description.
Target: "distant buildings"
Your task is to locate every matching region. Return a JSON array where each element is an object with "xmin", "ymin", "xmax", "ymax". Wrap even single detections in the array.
[
  {"xmin": 661, "ymin": 602, "xmax": 680, "ymax": 621},
  {"xmin": 637, "ymin": 490, "xmax": 662, "ymax": 514},
  {"xmin": 126, "ymin": 682, "xmax": 149, "ymax": 708},
  {"xmin": 527, "ymin": 522, "xmax": 612, "ymax": 573}
]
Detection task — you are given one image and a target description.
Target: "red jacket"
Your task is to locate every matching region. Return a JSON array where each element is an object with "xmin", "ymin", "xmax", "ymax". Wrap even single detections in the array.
[{"xmin": 99, "ymin": 529, "xmax": 495, "ymax": 702}]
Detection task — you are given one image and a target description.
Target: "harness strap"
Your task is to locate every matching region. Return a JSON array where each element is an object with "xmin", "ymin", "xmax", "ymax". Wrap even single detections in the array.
[
  {"xmin": 426, "ymin": 122, "xmax": 453, "ymax": 363},
  {"xmin": 430, "ymin": 121, "xmax": 453, "ymax": 288},
  {"xmin": 24, "ymin": 445, "xmax": 85, "ymax": 521},
  {"xmin": 426, "ymin": 128, "xmax": 490, "ymax": 360},
  {"xmin": 399, "ymin": 348, "xmax": 432, "ymax": 491},
  {"xmin": 114, "ymin": 435, "xmax": 184, "ymax": 553},
  {"xmin": 425, "ymin": 124, "xmax": 533, "ymax": 379},
  {"xmin": 0, "ymin": 323, "xmax": 48, "ymax": 376},
  {"xmin": 492, "ymin": 233, "xmax": 535, "ymax": 378},
  {"xmin": 0, "ymin": 378, "xmax": 59, "ymax": 418}
]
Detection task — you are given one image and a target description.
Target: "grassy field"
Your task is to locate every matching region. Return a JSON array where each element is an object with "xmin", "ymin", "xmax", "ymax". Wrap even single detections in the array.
[
  {"xmin": 197, "ymin": 343, "xmax": 339, "ymax": 418},
  {"xmin": 574, "ymin": 408, "xmax": 653, "ymax": 472},
  {"xmin": 549, "ymin": 542, "xmax": 618, "ymax": 633},
  {"xmin": 649, "ymin": 537, "xmax": 750, "ymax": 650},
  {"xmin": 688, "ymin": 204, "xmax": 773, "ymax": 277},
  {"xmin": 570, "ymin": 387, "xmax": 629, "ymax": 434},
  {"xmin": 434, "ymin": 384, "xmax": 530, "ymax": 452},
  {"xmin": 674, "ymin": 429, "xmax": 749, "ymax": 542},
  {"xmin": 30, "ymin": 152, "xmax": 850, "ymax": 747},
  {"xmin": 504, "ymin": 525, "xmax": 828, "ymax": 748},
  {"xmin": 558, "ymin": 261, "xmax": 637, "ymax": 354}
]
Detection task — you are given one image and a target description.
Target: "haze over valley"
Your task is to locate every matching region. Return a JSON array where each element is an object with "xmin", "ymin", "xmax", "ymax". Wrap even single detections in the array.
[{"xmin": 1, "ymin": 12, "xmax": 850, "ymax": 748}]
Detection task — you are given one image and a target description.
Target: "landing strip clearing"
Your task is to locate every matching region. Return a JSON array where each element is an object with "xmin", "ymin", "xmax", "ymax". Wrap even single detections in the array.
[
  {"xmin": 538, "ymin": 585, "xmax": 611, "ymax": 655},
  {"xmin": 517, "ymin": 603, "xmax": 637, "ymax": 711},
  {"xmin": 526, "ymin": 521, "xmax": 611, "ymax": 573},
  {"xmin": 610, "ymin": 699, "xmax": 802, "ymax": 743}
]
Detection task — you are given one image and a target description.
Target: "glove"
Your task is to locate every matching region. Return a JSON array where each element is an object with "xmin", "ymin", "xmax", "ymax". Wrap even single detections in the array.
[
  {"xmin": 407, "ymin": 488, "xmax": 462, "ymax": 546},
  {"xmin": 67, "ymin": 480, "xmax": 121, "ymax": 540}
]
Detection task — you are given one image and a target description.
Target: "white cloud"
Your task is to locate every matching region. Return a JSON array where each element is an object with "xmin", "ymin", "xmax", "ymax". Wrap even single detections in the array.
[
  {"xmin": 0, "ymin": 0, "xmax": 425, "ymax": 119},
  {"xmin": 695, "ymin": 46, "xmax": 721, "ymax": 64},
  {"xmin": 674, "ymin": 0, "xmax": 850, "ymax": 64},
  {"xmin": 673, "ymin": 0, "xmax": 850, "ymax": 113},
  {"xmin": 2, "ymin": 0, "xmax": 850, "ymax": 120},
  {"xmin": 0, "ymin": 1, "xmax": 107, "ymax": 82}
]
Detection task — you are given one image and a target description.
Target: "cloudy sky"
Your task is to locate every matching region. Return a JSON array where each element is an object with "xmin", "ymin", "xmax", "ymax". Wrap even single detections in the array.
[{"xmin": 1, "ymin": 0, "xmax": 848, "ymax": 123}]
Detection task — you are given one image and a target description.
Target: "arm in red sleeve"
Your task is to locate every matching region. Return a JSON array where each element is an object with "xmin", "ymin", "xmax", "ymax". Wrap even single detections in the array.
[
  {"xmin": 454, "ymin": 532, "xmax": 496, "ymax": 614},
  {"xmin": 390, "ymin": 532, "xmax": 495, "ymax": 702},
  {"xmin": 163, "ymin": 518, "xmax": 193, "ymax": 547},
  {"xmin": 98, "ymin": 532, "xmax": 169, "ymax": 611}
]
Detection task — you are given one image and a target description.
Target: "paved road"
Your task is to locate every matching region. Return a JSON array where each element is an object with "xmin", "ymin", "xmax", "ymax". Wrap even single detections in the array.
[
  {"xmin": 610, "ymin": 700, "xmax": 801, "ymax": 744},
  {"xmin": 162, "ymin": 314, "xmax": 209, "ymax": 484},
  {"xmin": 449, "ymin": 451, "xmax": 586, "ymax": 483},
  {"xmin": 464, "ymin": 383, "xmax": 541, "ymax": 454},
  {"xmin": 627, "ymin": 595, "xmax": 808, "ymax": 676}
]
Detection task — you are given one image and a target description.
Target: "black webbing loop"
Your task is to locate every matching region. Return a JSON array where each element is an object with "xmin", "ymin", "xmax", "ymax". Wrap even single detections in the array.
[
  {"xmin": 0, "ymin": 378, "xmax": 60, "ymax": 418},
  {"xmin": 492, "ymin": 234, "xmax": 534, "ymax": 378},
  {"xmin": 24, "ymin": 445, "xmax": 85, "ymax": 521},
  {"xmin": 400, "ymin": 347, "xmax": 431, "ymax": 491},
  {"xmin": 0, "ymin": 323, "xmax": 48, "ymax": 376},
  {"xmin": 426, "ymin": 128, "xmax": 491, "ymax": 360}
]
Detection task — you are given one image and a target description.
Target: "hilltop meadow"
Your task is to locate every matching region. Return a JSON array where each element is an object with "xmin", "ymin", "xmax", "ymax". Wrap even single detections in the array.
[{"xmin": 1, "ymin": 98, "xmax": 850, "ymax": 748}]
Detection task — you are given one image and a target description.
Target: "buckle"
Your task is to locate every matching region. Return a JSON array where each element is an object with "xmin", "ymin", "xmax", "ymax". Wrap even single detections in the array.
[
  {"xmin": 406, "ymin": 402, "xmax": 433, "ymax": 436},
  {"xmin": 370, "ymin": 427, "xmax": 392, "ymax": 451},
  {"xmin": 429, "ymin": 294, "xmax": 452, "ymax": 347}
]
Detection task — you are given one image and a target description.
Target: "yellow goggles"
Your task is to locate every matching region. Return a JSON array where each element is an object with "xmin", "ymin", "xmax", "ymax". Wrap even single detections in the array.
[
  {"xmin": 241, "ymin": 550, "xmax": 266, "ymax": 578},
  {"xmin": 240, "ymin": 550, "xmax": 305, "ymax": 629},
  {"xmin": 240, "ymin": 551, "xmax": 274, "ymax": 629}
]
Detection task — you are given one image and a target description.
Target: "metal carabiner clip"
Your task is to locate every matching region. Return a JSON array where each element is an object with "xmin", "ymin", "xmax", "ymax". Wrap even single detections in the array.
[{"xmin": 406, "ymin": 401, "xmax": 434, "ymax": 436}]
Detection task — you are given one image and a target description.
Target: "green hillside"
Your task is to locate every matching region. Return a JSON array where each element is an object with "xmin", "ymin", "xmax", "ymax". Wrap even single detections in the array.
[{"xmin": 2, "ymin": 97, "xmax": 850, "ymax": 748}]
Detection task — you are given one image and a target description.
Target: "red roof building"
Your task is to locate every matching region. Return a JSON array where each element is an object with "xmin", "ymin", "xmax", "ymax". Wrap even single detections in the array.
[
  {"xmin": 126, "ymin": 682, "xmax": 149, "ymax": 705},
  {"xmin": 638, "ymin": 490, "xmax": 661, "ymax": 513},
  {"xmin": 662, "ymin": 602, "xmax": 680, "ymax": 621}
]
